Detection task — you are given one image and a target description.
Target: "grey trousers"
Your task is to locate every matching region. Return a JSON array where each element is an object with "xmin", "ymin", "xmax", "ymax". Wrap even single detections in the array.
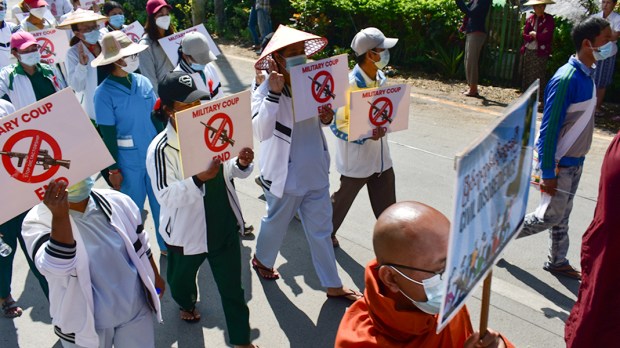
[{"xmin": 465, "ymin": 32, "xmax": 487, "ymax": 87}]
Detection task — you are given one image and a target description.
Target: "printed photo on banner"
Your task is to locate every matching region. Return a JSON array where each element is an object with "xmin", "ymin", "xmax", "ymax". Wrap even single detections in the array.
[
  {"xmin": 436, "ymin": 82, "xmax": 539, "ymax": 332},
  {"xmin": 0, "ymin": 89, "xmax": 115, "ymax": 225},
  {"xmin": 175, "ymin": 90, "xmax": 252, "ymax": 178},
  {"xmin": 30, "ymin": 28, "xmax": 70, "ymax": 65},
  {"xmin": 159, "ymin": 24, "xmax": 221, "ymax": 66},
  {"xmin": 121, "ymin": 21, "xmax": 145, "ymax": 43},
  {"xmin": 79, "ymin": 0, "xmax": 104, "ymax": 9},
  {"xmin": 348, "ymin": 84, "xmax": 411, "ymax": 141},
  {"xmin": 289, "ymin": 54, "xmax": 348, "ymax": 122}
]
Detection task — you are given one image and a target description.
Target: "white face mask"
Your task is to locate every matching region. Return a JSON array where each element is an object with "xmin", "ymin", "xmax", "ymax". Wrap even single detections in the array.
[
  {"xmin": 155, "ymin": 15, "xmax": 171, "ymax": 30},
  {"xmin": 19, "ymin": 51, "xmax": 41, "ymax": 66},
  {"xmin": 116, "ymin": 55, "xmax": 140, "ymax": 73},
  {"xmin": 372, "ymin": 49, "xmax": 390, "ymax": 69},
  {"xmin": 390, "ymin": 266, "xmax": 445, "ymax": 315},
  {"xmin": 29, "ymin": 7, "xmax": 47, "ymax": 19}
]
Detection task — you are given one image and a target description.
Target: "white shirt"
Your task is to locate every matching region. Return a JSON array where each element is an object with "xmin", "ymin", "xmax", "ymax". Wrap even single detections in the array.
[{"xmin": 594, "ymin": 10, "xmax": 620, "ymax": 55}]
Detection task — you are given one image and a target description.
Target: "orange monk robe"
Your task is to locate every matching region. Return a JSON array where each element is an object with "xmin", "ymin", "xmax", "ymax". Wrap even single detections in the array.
[{"xmin": 335, "ymin": 259, "xmax": 515, "ymax": 348}]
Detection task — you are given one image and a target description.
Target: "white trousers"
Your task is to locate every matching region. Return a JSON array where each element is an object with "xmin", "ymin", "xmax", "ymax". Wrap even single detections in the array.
[{"xmin": 256, "ymin": 187, "xmax": 343, "ymax": 288}]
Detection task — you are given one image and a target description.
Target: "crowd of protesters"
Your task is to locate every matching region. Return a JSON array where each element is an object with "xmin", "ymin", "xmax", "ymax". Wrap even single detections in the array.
[{"xmin": 0, "ymin": 0, "xmax": 617, "ymax": 347}]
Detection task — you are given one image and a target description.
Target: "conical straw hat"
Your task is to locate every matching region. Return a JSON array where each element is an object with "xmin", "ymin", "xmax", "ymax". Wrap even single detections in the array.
[{"xmin": 254, "ymin": 25, "xmax": 328, "ymax": 70}]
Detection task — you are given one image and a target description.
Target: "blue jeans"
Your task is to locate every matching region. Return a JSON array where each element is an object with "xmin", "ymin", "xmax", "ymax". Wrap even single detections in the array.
[
  {"xmin": 256, "ymin": 8, "xmax": 272, "ymax": 41},
  {"xmin": 518, "ymin": 166, "xmax": 583, "ymax": 267},
  {"xmin": 248, "ymin": 5, "xmax": 259, "ymax": 45}
]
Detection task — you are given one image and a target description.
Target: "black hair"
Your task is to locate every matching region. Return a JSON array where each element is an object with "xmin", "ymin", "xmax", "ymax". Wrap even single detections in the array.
[
  {"xmin": 572, "ymin": 17, "xmax": 610, "ymax": 51},
  {"xmin": 102, "ymin": 1, "xmax": 123, "ymax": 16},
  {"xmin": 99, "ymin": 62, "xmax": 117, "ymax": 75},
  {"xmin": 144, "ymin": 11, "xmax": 175, "ymax": 42},
  {"xmin": 355, "ymin": 52, "xmax": 367, "ymax": 65}
]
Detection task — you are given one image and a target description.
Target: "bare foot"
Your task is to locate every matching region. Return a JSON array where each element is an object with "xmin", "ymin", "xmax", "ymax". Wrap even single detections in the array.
[{"xmin": 326, "ymin": 286, "xmax": 363, "ymax": 301}]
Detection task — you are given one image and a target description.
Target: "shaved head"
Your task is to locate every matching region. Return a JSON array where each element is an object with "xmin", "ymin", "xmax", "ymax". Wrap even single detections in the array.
[{"xmin": 373, "ymin": 201, "xmax": 450, "ymax": 269}]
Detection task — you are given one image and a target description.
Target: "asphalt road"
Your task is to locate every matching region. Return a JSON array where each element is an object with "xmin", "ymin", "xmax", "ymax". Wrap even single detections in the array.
[{"xmin": 0, "ymin": 27, "xmax": 613, "ymax": 348}]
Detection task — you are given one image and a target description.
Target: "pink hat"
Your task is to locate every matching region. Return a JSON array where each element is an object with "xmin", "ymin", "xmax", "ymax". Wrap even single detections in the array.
[
  {"xmin": 10, "ymin": 32, "xmax": 37, "ymax": 51},
  {"xmin": 146, "ymin": 0, "xmax": 172, "ymax": 15},
  {"xmin": 254, "ymin": 25, "xmax": 327, "ymax": 70},
  {"xmin": 25, "ymin": 0, "xmax": 48, "ymax": 7}
]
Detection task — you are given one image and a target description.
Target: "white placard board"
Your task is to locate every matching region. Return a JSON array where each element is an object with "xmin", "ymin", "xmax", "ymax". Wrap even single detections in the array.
[
  {"xmin": 79, "ymin": 0, "xmax": 105, "ymax": 9},
  {"xmin": 159, "ymin": 24, "xmax": 221, "ymax": 67},
  {"xmin": 30, "ymin": 28, "xmax": 70, "ymax": 64},
  {"xmin": 348, "ymin": 84, "xmax": 411, "ymax": 141},
  {"xmin": 175, "ymin": 90, "xmax": 252, "ymax": 178},
  {"xmin": 0, "ymin": 89, "xmax": 115, "ymax": 224},
  {"xmin": 121, "ymin": 21, "xmax": 145, "ymax": 44},
  {"xmin": 437, "ymin": 82, "xmax": 539, "ymax": 332},
  {"xmin": 289, "ymin": 54, "xmax": 348, "ymax": 122}
]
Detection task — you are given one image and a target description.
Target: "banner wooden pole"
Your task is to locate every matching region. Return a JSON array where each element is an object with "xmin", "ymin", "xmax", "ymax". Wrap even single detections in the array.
[{"xmin": 479, "ymin": 269, "xmax": 493, "ymax": 336}]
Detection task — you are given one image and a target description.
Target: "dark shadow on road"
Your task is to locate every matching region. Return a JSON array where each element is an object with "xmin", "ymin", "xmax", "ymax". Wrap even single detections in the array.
[
  {"xmin": 481, "ymin": 97, "xmax": 509, "ymax": 108},
  {"xmin": 260, "ymin": 278, "xmax": 349, "ymax": 348},
  {"xmin": 16, "ymin": 270, "xmax": 51, "ymax": 324},
  {"xmin": 556, "ymin": 276, "xmax": 580, "ymax": 297},
  {"xmin": 334, "ymin": 248, "xmax": 366, "ymax": 292},
  {"xmin": 542, "ymin": 307, "xmax": 569, "ymax": 322},
  {"xmin": 496, "ymin": 259, "xmax": 576, "ymax": 312},
  {"xmin": 0, "ymin": 315, "xmax": 18, "ymax": 348},
  {"xmin": 215, "ymin": 53, "xmax": 252, "ymax": 94}
]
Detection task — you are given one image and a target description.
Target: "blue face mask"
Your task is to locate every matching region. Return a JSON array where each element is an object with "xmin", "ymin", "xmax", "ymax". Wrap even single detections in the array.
[
  {"xmin": 390, "ymin": 266, "xmax": 445, "ymax": 315},
  {"xmin": 591, "ymin": 41, "xmax": 614, "ymax": 61},
  {"xmin": 284, "ymin": 54, "xmax": 307, "ymax": 72},
  {"xmin": 0, "ymin": 10, "xmax": 6, "ymax": 22},
  {"xmin": 67, "ymin": 176, "xmax": 95, "ymax": 203},
  {"xmin": 190, "ymin": 62, "xmax": 206, "ymax": 71},
  {"xmin": 109, "ymin": 14, "xmax": 124, "ymax": 29},
  {"xmin": 83, "ymin": 30, "xmax": 101, "ymax": 45}
]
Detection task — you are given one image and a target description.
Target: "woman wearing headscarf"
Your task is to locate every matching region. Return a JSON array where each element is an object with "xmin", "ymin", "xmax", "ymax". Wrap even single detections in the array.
[
  {"xmin": 92, "ymin": 31, "xmax": 167, "ymax": 256},
  {"xmin": 520, "ymin": 0, "xmax": 555, "ymax": 105},
  {"xmin": 139, "ymin": 0, "xmax": 175, "ymax": 96},
  {"xmin": 146, "ymin": 71, "xmax": 258, "ymax": 348}
]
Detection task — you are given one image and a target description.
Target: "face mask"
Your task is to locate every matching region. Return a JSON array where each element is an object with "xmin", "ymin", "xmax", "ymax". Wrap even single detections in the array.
[
  {"xmin": 155, "ymin": 15, "xmax": 171, "ymax": 30},
  {"xmin": 109, "ymin": 14, "xmax": 125, "ymax": 29},
  {"xmin": 284, "ymin": 54, "xmax": 307, "ymax": 72},
  {"xmin": 0, "ymin": 10, "xmax": 7, "ymax": 22},
  {"xmin": 83, "ymin": 30, "xmax": 101, "ymax": 45},
  {"xmin": 372, "ymin": 49, "xmax": 390, "ymax": 69},
  {"xmin": 390, "ymin": 266, "xmax": 444, "ymax": 315},
  {"xmin": 591, "ymin": 41, "xmax": 614, "ymax": 61},
  {"xmin": 190, "ymin": 62, "xmax": 205, "ymax": 71},
  {"xmin": 19, "ymin": 51, "xmax": 41, "ymax": 66},
  {"xmin": 116, "ymin": 55, "xmax": 140, "ymax": 73},
  {"xmin": 29, "ymin": 7, "xmax": 47, "ymax": 19},
  {"xmin": 67, "ymin": 176, "xmax": 95, "ymax": 203}
]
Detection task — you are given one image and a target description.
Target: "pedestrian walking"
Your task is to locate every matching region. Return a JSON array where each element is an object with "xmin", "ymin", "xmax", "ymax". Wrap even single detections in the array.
[
  {"xmin": 591, "ymin": 0, "xmax": 620, "ymax": 114},
  {"xmin": 456, "ymin": 0, "xmax": 492, "ymax": 97}
]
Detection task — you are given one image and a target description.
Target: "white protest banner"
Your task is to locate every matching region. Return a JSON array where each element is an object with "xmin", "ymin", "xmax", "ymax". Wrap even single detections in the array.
[
  {"xmin": 348, "ymin": 84, "xmax": 411, "ymax": 141},
  {"xmin": 436, "ymin": 82, "xmax": 539, "ymax": 332},
  {"xmin": 122, "ymin": 21, "xmax": 145, "ymax": 44},
  {"xmin": 0, "ymin": 88, "xmax": 115, "ymax": 225},
  {"xmin": 289, "ymin": 54, "xmax": 348, "ymax": 122},
  {"xmin": 159, "ymin": 24, "xmax": 221, "ymax": 66},
  {"xmin": 175, "ymin": 90, "xmax": 252, "ymax": 178},
  {"xmin": 79, "ymin": 0, "xmax": 104, "ymax": 9},
  {"xmin": 30, "ymin": 28, "xmax": 70, "ymax": 64}
]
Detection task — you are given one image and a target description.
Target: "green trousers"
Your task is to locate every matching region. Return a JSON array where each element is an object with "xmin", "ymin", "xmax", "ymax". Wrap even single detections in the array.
[
  {"xmin": 0, "ymin": 212, "xmax": 49, "ymax": 300},
  {"xmin": 167, "ymin": 230, "xmax": 250, "ymax": 345}
]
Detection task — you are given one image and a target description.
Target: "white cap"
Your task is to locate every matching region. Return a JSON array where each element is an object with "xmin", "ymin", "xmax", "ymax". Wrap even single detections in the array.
[{"xmin": 350, "ymin": 27, "xmax": 398, "ymax": 56}]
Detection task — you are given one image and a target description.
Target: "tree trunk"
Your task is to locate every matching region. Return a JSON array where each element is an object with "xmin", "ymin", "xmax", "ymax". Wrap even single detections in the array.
[
  {"xmin": 192, "ymin": 0, "xmax": 206, "ymax": 26},
  {"xmin": 213, "ymin": 0, "xmax": 225, "ymax": 30}
]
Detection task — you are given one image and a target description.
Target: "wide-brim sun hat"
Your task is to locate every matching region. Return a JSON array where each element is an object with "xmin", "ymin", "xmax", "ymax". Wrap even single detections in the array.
[
  {"xmin": 57, "ymin": 9, "xmax": 108, "ymax": 29},
  {"xmin": 522, "ymin": 0, "xmax": 555, "ymax": 6},
  {"xmin": 254, "ymin": 24, "xmax": 328, "ymax": 70},
  {"xmin": 91, "ymin": 31, "xmax": 148, "ymax": 67}
]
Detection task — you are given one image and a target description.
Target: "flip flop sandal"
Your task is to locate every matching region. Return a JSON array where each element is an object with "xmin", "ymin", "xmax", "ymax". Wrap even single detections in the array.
[
  {"xmin": 251, "ymin": 256, "xmax": 280, "ymax": 280},
  {"xmin": 463, "ymin": 91, "xmax": 481, "ymax": 98},
  {"xmin": 179, "ymin": 307, "xmax": 201, "ymax": 323},
  {"xmin": 543, "ymin": 264, "xmax": 581, "ymax": 280},
  {"xmin": 240, "ymin": 224, "xmax": 254, "ymax": 236},
  {"xmin": 327, "ymin": 289, "xmax": 363, "ymax": 302},
  {"xmin": 2, "ymin": 298, "xmax": 23, "ymax": 318}
]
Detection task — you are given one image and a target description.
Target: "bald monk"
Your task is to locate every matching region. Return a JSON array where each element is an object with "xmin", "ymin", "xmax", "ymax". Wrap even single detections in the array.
[{"xmin": 335, "ymin": 201, "xmax": 514, "ymax": 347}]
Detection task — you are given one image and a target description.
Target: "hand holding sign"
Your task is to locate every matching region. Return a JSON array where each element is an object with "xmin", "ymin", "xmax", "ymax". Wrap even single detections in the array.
[
  {"xmin": 196, "ymin": 157, "xmax": 221, "ymax": 182},
  {"xmin": 237, "ymin": 147, "xmax": 254, "ymax": 167}
]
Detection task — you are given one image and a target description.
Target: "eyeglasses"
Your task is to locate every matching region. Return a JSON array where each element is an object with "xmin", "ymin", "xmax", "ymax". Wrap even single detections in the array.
[{"xmin": 379, "ymin": 263, "xmax": 445, "ymax": 277}]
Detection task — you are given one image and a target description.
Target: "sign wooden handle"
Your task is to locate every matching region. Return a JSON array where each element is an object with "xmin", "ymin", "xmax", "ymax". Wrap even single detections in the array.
[{"xmin": 479, "ymin": 269, "xmax": 493, "ymax": 337}]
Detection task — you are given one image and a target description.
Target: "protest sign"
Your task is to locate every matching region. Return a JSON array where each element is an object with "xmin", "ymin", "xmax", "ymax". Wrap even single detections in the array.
[
  {"xmin": 159, "ymin": 24, "xmax": 221, "ymax": 66},
  {"xmin": 79, "ymin": 0, "xmax": 104, "ymax": 9},
  {"xmin": 30, "ymin": 28, "xmax": 70, "ymax": 64},
  {"xmin": 175, "ymin": 90, "xmax": 252, "ymax": 178},
  {"xmin": 0, "ymin": 89, "xmax": 115, "ymax": 225},
  {"xmin": 348, "ymin": 84, "xmax": 411, "ymax": 141},
  {"xmin": 122, "ymin": 21, "xmax": 145, "ymax": 43},
  {"xmin": 437, "ymin": 82, "xmax": 539, "ymax": 332},
  {"xmin": 289, "ymin": 54, "xmax": 348, "ymax": 122}
]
